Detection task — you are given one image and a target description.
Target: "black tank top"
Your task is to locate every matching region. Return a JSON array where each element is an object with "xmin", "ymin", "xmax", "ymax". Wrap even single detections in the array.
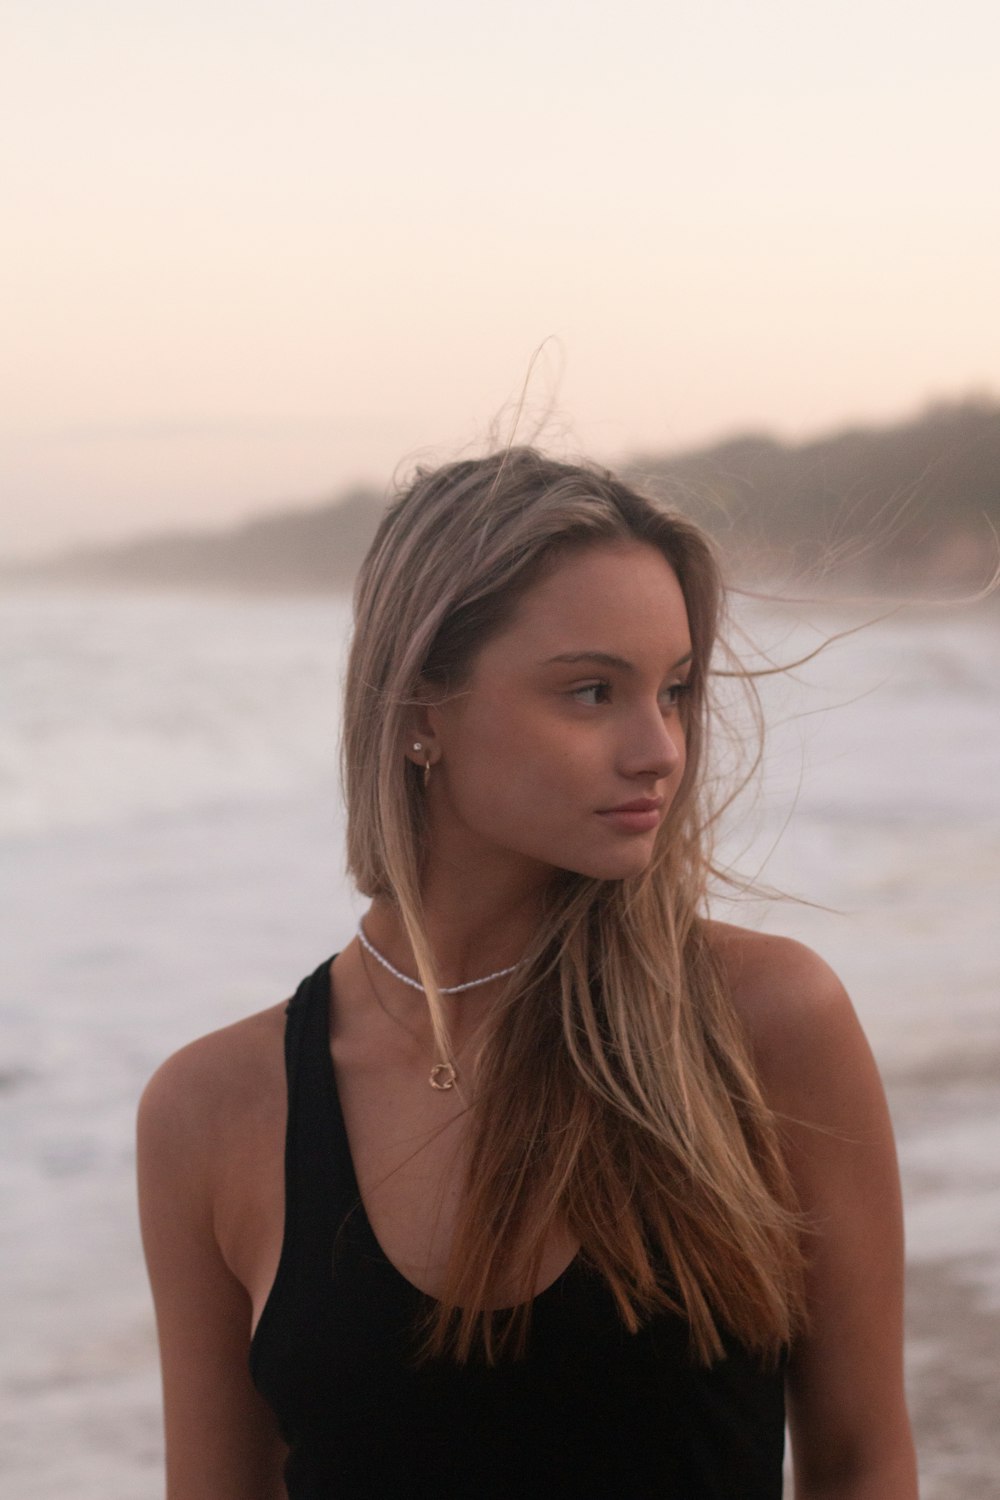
[{"xmin": 249, "ymin": 957, "xmax": 787, "ymax": 1499}]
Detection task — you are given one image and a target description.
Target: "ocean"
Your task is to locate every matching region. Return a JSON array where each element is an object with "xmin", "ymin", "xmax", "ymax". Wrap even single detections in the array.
[{"xmin": 1, "ymin": 585, "xmax": 998, "ymax": 1497}]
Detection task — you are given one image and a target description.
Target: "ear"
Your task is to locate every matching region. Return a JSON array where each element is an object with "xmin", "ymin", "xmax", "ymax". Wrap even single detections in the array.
[{"xmin": 404, "ymin": 677, "xmax": 445, "ymax": 769}]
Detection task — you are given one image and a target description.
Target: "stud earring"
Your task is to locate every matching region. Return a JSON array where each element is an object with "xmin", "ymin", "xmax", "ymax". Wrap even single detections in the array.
[{"xmin": 410, "ymin": 741, "xmax": 431, "ymax": 787}]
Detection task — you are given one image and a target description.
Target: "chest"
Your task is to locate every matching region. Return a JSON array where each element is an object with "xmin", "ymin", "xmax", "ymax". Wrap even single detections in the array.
[
  {"xmin": 334, "ymin": 1038, "xmax": 578, "ymax": 1299},
  {"xmin": 334, "ymin": 1042, "xmax": 471, "ymax": 1293},
  {"xmin": 223, "ymin": 968, "xmax": 579, "ymax": 1332}
]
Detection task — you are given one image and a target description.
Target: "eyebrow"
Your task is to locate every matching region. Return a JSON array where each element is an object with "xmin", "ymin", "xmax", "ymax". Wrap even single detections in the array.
[{"xmin": 539, "ymin": 649, "xmax": 694, "ymax": 673}]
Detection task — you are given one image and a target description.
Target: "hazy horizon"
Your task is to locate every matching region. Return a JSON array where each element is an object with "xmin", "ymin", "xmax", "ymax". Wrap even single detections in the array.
[
  {"xmin": 5, "ymin": 0, "xmax": 998, "ymax": 561},
  {"xmin": 14, "ymin": 391, "xmax": 998, "ymax": 568}
]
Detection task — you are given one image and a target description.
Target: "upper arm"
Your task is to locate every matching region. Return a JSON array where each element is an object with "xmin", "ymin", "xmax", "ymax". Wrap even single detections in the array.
[
  {"xmin": 137, "ymin": 1043, "xmax": 288, "ymax": 1500},
  {"xmin": 726, "ymin": 931, "xmax": 918, "ymax": 1496}
]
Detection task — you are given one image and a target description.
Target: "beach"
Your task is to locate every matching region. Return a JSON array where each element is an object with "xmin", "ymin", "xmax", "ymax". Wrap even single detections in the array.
[{"xmin": 1, "ymin": 586, "xmax": 997, "ymax": 1497}]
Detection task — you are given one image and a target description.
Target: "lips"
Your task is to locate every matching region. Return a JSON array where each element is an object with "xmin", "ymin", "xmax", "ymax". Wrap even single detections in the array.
[{"xmin": 599, "ymin": 798, "xmax": 663, "ymax": 813}]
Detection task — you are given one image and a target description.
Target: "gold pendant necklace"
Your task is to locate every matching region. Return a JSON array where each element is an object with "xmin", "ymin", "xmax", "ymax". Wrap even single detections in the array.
[
  {"xmin": 357, "ymin": 920, "xmax": 525, "ymax": 1090},
  {"xmin": 428, "ymin": 1061, "xmax": 458, "ymax": 1091}
]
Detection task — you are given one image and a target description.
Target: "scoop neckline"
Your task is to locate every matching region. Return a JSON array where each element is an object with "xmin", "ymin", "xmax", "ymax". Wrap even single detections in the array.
[{"xmin": 320, "ymin": 955, "xmax": 581, "ymax": 1312}]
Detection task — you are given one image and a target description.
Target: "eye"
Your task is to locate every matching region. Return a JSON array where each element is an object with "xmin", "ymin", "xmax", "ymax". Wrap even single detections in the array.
[
  {"xmin": 570, "ymin": 680, "xmax": 612, "ymax": 705},
  {"xmin": 662, "ymin": 682, "xmax": 693, "ymax": 711}
]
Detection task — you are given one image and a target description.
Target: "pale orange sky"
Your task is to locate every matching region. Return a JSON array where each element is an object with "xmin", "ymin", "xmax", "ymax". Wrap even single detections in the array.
[{"xmin": 3, "ymin": 0, "xmax": 998, "ymax": 559}]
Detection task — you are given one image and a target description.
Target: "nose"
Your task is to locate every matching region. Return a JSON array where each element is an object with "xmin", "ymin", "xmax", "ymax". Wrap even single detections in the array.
[{"xmin": 619, "ymin": 705, "xmax": 685, "ymax": 782}]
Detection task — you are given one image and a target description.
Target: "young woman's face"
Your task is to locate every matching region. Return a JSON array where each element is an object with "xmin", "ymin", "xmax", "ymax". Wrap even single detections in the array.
[{"xmin": 420, "ymin": 541, "xmax": 694, "ymax": 885}]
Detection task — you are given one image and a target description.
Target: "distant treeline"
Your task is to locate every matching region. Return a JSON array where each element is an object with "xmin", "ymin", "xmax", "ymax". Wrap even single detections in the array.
[
  {"xmin": 8, "ymin": 397, "xmax": 999, "ymax": 595},
  {"xmin": 622, "ymin": 396, "xmax": 999, "ymax": 591}
]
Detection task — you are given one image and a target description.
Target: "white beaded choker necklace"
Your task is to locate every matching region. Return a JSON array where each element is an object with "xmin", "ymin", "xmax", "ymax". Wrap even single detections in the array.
[{"xmin": 357, "ymin": 921, "xmax": 525, "ymax": 994}]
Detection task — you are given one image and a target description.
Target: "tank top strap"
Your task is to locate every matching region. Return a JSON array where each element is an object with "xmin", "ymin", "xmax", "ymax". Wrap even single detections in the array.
[{"xmin": 281, "ymin": 954, "xmax": 357, "ymax": 1251}]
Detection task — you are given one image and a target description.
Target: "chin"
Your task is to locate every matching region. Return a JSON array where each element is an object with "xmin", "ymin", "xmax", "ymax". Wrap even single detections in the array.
[{"xmin": 559, "ymin": 847, "xmax": 656, "ymax": 882}]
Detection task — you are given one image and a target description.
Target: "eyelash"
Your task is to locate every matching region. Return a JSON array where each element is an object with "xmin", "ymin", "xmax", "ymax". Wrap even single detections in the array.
[{"xmin": 570, "ymin": 679, "xmax": 693, "ymax": 709}]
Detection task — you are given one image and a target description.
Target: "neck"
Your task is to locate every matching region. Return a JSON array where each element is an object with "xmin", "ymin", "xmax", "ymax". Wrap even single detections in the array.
[{"xmin": 362, "ymin": 883, "xmax": 545, "ymax": 994}]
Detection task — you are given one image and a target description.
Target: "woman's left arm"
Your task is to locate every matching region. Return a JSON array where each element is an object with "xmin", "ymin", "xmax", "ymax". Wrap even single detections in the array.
[{"xmin": 732, "ymin": 931, "xmax": 919, "ymax": 1499}]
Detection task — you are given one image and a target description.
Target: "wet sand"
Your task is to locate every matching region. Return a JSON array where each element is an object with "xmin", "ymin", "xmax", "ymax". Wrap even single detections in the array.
[{"xmin": 889, "ymin": 1052, "xmax": 1000, "ymax": 1500}]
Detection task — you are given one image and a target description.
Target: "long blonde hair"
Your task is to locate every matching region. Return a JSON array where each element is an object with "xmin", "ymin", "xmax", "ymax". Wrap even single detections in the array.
[{"xmin": 340, "ymin": 446, "xmax": 807, "ymax": 1365}]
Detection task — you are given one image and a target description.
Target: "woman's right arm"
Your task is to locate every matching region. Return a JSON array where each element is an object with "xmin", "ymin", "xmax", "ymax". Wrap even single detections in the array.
[{"xmin": 137, "ymin": 1042, "xmax": 288, "ymax": 1500}]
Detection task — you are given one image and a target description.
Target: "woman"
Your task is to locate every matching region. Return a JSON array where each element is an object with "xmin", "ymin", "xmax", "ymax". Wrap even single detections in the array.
[{"xmin": 137, "ymin": 446, "xmax": 918, "ymax": 1498}]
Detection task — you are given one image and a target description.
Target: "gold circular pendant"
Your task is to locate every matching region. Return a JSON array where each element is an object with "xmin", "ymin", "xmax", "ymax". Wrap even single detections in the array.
[{"xmin": 429, "ymin": 1062, "xmax": 457, "ymax": 1091}]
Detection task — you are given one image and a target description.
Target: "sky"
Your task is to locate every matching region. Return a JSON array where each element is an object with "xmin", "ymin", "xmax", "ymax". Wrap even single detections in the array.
[{"xmin": 3, "ymin": 0, "xmax": 998, "ymax": 560}]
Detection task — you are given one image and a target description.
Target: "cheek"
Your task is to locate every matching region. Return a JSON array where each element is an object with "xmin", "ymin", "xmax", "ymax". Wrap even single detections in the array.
[
  {"xmin": 466, "ymin": 733, "xmax": 570, "ymax": 809},
  {"xmin": 454, "ymin": 694, "xmax": 560, "ymax": 769},
  {"xmin": 447, "ymin": 707, "xmax": 585, "ymax": 818},
  {"xmin": 668, "ymin": 727, "xmax": 692, "ymax": 797}
]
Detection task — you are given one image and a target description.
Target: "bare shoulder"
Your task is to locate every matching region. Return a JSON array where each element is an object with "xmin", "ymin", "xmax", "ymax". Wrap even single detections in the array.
[
  {"xmin": 700, "ymin": 932, "xmax": 915, "ymax": 1488},
  {"xmin": 137, "ymin": 1001, "xmax": 288, "ymax": 1179},
  {"xmin": 701, "ymin": 919, "xmax": 876, "ymax": 1116},
  {"xmin": 137, "ymin": 1002, "xmax": 293, "ymax": 1498},
  {"xmin": 703, "ymin": 918, "xmax": 849, "ymax": 1021}
]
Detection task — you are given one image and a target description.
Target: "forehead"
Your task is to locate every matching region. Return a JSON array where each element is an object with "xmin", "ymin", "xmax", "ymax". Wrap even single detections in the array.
[{"xmin": 482, "ymin": 542, "xmax": 690, "ymax": 664}]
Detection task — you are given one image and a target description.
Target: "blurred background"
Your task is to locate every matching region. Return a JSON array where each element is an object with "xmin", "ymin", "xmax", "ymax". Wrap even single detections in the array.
[{"xmin": 2, "ymin": 2, "xmax": 998, "ymax": 1495}]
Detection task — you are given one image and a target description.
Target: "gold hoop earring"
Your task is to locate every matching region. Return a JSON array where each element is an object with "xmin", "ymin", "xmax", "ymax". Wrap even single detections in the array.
[{"xmin": 411, "ymin": 741, "xmax": 432, "ymax": 788}]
